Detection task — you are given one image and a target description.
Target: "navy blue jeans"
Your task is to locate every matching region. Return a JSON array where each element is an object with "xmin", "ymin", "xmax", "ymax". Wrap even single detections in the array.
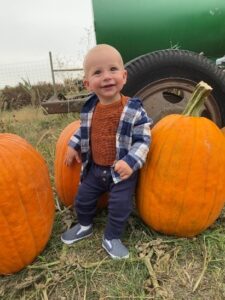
[{"xmin": 74, "ymin": 163, "xmax": 138, "ymax": 240}]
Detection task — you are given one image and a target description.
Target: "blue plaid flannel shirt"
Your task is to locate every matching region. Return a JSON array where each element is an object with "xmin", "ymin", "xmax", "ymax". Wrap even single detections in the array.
[{"xmin": 69, "ymin": 93, "xmax": 152, "ymax": 183}]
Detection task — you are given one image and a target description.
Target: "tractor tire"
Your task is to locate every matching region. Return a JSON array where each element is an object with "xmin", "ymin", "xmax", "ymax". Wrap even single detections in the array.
[{"xmin": 122, "ymin": 49, "xmax": 225, "ymax": 127}]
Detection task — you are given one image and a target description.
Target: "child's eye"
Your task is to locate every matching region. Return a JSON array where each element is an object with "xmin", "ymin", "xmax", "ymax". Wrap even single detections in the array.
[
  {"xmin": 93, "ymin": 70, "xmax": 101, "ymax": 75},
  {"xmin": 111, "ymin": 67, "xmax": 118, "ymax": 71}
]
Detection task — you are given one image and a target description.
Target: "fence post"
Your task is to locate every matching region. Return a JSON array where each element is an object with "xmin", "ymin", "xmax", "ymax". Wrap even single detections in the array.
[{"xmin": 49, "ymin": 51, "xmax": 57, "ymax": 96}]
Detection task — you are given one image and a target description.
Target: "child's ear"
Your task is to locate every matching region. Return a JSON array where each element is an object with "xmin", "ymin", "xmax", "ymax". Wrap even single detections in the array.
[
  {"xmin": 83, "ymin": 79, "xmax": 91, "ymax": 91},
  {"xmin": 123, "ymin": 69, "xmax": 128, "ymax": 84}
]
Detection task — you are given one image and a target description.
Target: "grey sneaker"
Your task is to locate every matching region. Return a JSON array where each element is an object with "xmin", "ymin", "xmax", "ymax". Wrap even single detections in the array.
[
  {"xmin": 61, "ymin": 223, "xmax": 93, "ymax": 245},
  {"xmin": 102, "ymin": 237, "xmax": 129, "ymax": 259}
]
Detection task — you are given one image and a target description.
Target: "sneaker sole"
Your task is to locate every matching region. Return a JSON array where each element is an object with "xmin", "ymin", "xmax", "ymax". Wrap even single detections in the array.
[
  {"xmin": 102, "ymin": 243, "xmax": 129, "ymax": 259},
  {"xmin": 61, "ymin": 232, "xmax": 93, "ymax": 245}
]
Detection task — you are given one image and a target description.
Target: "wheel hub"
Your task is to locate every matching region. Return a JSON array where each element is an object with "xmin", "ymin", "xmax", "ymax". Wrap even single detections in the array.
[{"xmin": 135, "ymin": 78, "xmax": 222, "ymax": 126}]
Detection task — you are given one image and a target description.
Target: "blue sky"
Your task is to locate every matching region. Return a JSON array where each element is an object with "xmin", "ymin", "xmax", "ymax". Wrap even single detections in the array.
[{"xmin": 0, "ymin": 0, "xmax": 95, "ymax": 65}]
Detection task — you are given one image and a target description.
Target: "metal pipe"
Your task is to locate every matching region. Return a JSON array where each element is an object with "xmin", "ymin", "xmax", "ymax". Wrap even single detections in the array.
[
  {"xmin": 53, "ymin": 68, "xmax": 83, "ymax": 72},
  {"xmin": 49, "ymin": 51, "xmax": 57, "ymax": 96}
]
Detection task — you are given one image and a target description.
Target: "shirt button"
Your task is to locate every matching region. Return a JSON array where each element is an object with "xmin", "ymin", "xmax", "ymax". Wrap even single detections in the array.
[
  {"xmin": 102, "ymin": 177, "xmax": 106, "ymax": 181},
  {"xmin": 103, "ymin": 170, "xmax": 107, "ymax": 174}
]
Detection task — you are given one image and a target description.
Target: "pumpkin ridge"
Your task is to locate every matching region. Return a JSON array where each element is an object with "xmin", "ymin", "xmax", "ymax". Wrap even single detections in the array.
[
  {"xmin": 142, "ymin": 115, "xmax": 182, "ymax": 229},
  {"xmin": 55, "ymin": 131, "xmax": 65, "ymax": 202},
  {"xmin": 0, "ymin": 150, "xmax": 38, "ymax": 258},
  {"xmin": 173, "ymin": 118, "xmax": 197, "ymax": 236},
  {"xmin": 197, "ymin": 119, "xmax": 211, "ymax": 232},
  {"xmin": 55, "ymin": 132, "xmax": 63, "ymax": 201},
  {"xmin": 26, "ymin": 147, "xmax": 55, "ymax": 240},
  {"xmin": 160, "ymin": 118, "xmax": 190, "ymax": 234},
  {"xmin": 55, "ymin": 124, "xmax": 69, "ymax": 203},
  {"xmin": 6, "ymin": 150, "xmax": 39, "ymax": 255},
  {"xmin": 22, "ymin": 153, "xmax": 48, "ymax": 250},
  {"xmin": 203, "ymin": 124, "xmax": 225, "ymax": 229},
  {"xmin": 139, "ymin": 124, "xmax": 165, "ymax": 225},
  {"xmin": 0, "ymin": 202, "xmax": 26, "ymax": 272},
  {"xmin": 61, "ymin": 129, "xmax": 72, "ymax": 204},
  {"xmin": 156, "ymin": 116, "xmax": 191, "ymax": 230},
  {"xmin": 198, "ymin": 119, "xmax": 218, "ymax": 232}
]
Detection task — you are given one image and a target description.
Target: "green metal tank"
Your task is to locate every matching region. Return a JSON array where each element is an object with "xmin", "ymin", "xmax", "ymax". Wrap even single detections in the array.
[
  {"xmin": 92, "ymin": 0, "xmax": 225, "ymax": 62},
  {"xmin": 92, "ymin": 0, "xmax": 225, "ymax": 127}
]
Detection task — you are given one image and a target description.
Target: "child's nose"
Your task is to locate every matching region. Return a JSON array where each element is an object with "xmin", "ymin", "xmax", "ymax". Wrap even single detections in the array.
[{"xmin": 102, "ymin": 71, "xmax": 112, "ymax": 80}]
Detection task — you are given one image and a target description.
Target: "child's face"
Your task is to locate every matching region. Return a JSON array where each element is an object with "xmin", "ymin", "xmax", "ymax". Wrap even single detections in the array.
[{"xmin": 83, "ymin": 48, "xmax": 127, "ymax": 104}]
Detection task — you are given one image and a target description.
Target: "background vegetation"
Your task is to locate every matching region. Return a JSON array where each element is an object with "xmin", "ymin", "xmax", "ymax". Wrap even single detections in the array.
[
  {"xmin": 0, "ymin": 102, "xmax": 225, "ymax": 299},
  {"xmin": 0, "ymin": 79, "xmax": 84, "ymax": 111}
]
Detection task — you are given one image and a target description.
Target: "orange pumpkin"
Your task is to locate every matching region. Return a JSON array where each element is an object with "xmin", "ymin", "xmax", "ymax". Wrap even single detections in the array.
[
  {"xmin": 0, "ymin": 134, "xmax": 55, "ymax": 274},
  {"xmin": 54, "ymin": 120, "xmax": 107, "ymax": 207},
  {"xmin": 137, "ymin": 82, "xmax": 225, "ymax": 237},
  {"xmin": 54, "ymin": 120, "xmax": 81, "ymax": 207},
  {"xmin": 221, "ymin": 127, "xmax": 225, "ymax": 134}
]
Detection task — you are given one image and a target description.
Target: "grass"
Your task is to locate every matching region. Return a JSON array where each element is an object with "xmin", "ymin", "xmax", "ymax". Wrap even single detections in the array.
[{"xmin": 1, "ymin": 106, "xmax": 225, "ymax": 299}]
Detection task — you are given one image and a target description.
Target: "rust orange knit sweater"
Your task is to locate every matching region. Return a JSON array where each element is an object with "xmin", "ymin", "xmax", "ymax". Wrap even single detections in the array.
[{"xmin": 91, "ymin": 95, "xmax": 128, "ymax": 166}]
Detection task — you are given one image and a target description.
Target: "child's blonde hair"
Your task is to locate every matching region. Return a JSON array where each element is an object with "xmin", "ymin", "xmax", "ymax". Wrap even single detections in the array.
[{"xmin": 83, "ymin": 44, "xmax": 124, "ymax": 77}]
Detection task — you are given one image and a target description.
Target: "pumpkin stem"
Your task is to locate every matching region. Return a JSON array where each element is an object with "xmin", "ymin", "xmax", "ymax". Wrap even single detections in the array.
[{"xmin": 182, "ymin": 81, "xmax": 213, "ymax": 117}]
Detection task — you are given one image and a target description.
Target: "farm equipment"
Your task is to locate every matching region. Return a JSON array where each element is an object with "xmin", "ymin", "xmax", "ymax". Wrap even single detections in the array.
[{"xmin": 42, "ymin": 0, "xmax": 225, "ymax": 127}]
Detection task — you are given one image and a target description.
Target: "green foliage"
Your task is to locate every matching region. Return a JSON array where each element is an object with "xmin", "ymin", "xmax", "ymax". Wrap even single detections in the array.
[
  {"xmin": 19, "ymin": 78, "xmax": 40, "ymax": 107},
  {"xmin": 1, "ymin": 82, "xmax": 55, "ymax": 110},
  {"xmin": 0, "ymin": 81, "xmax": 83, "ymax": 111}
]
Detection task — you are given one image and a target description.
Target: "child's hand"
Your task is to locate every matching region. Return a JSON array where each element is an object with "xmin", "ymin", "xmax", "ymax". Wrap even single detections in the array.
[
  {"xmin": 114, "ymin": 160, "xmax": 133, "ymax": 180},
  {"xmin": 64, "ymin": 146, "xmax": 81, "ymax": 166}
]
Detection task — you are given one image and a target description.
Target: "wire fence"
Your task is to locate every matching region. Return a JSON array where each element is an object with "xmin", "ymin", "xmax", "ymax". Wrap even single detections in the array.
[
  {"xmin": 0, "ymin": 59, "xmax": 51, "ymax": 88},
  {"xmin": 0, "ymin": 55, "xmax": 84, "ymax": 89}
]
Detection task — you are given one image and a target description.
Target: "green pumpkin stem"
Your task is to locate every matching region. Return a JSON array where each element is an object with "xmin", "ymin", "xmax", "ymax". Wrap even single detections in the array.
[{"xmin": 182, "ymin": 81, "xmax": 213, "ymax": 117}]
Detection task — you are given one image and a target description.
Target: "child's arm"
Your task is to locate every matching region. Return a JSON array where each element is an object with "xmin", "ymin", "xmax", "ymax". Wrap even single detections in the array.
[
  {"xmin": 64, "ymin": 147, "xmax": 81, "ymax": 166},
  {"xmin": 121, "ymin": 107, "xmax": 152, "ymax": 172},
  {"xmin": 65, "ymin": 127, "xmax": 82, "ymax": 166}
]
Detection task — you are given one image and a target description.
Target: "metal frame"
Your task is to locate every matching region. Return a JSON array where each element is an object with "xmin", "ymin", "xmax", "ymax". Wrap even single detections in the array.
[{"xmin": 49, "ymin": 51, "xmax": 83, "ymax": 96}]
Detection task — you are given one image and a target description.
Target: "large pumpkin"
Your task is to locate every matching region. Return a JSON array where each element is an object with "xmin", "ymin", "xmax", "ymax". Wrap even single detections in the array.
[
  {"xmin": 54, "ymin": 120, "xmax": 81, "ymax": 207},
  {"xmin": 0, "ymin": 134, "xmax": 55, "ymax": 274},
  {"xmin": 54, "ymin": 120, "xmax": 107, "ymax": 207},
  {"xmin": 137, "ymin": 82, "xmax": 225, "ymax": 237}
]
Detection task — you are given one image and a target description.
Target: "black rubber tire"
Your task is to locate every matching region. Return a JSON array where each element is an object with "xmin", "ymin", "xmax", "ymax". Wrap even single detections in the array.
[{"xmin": 122, "ymin": 49, "xmax": 225, "ymax": 126}]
